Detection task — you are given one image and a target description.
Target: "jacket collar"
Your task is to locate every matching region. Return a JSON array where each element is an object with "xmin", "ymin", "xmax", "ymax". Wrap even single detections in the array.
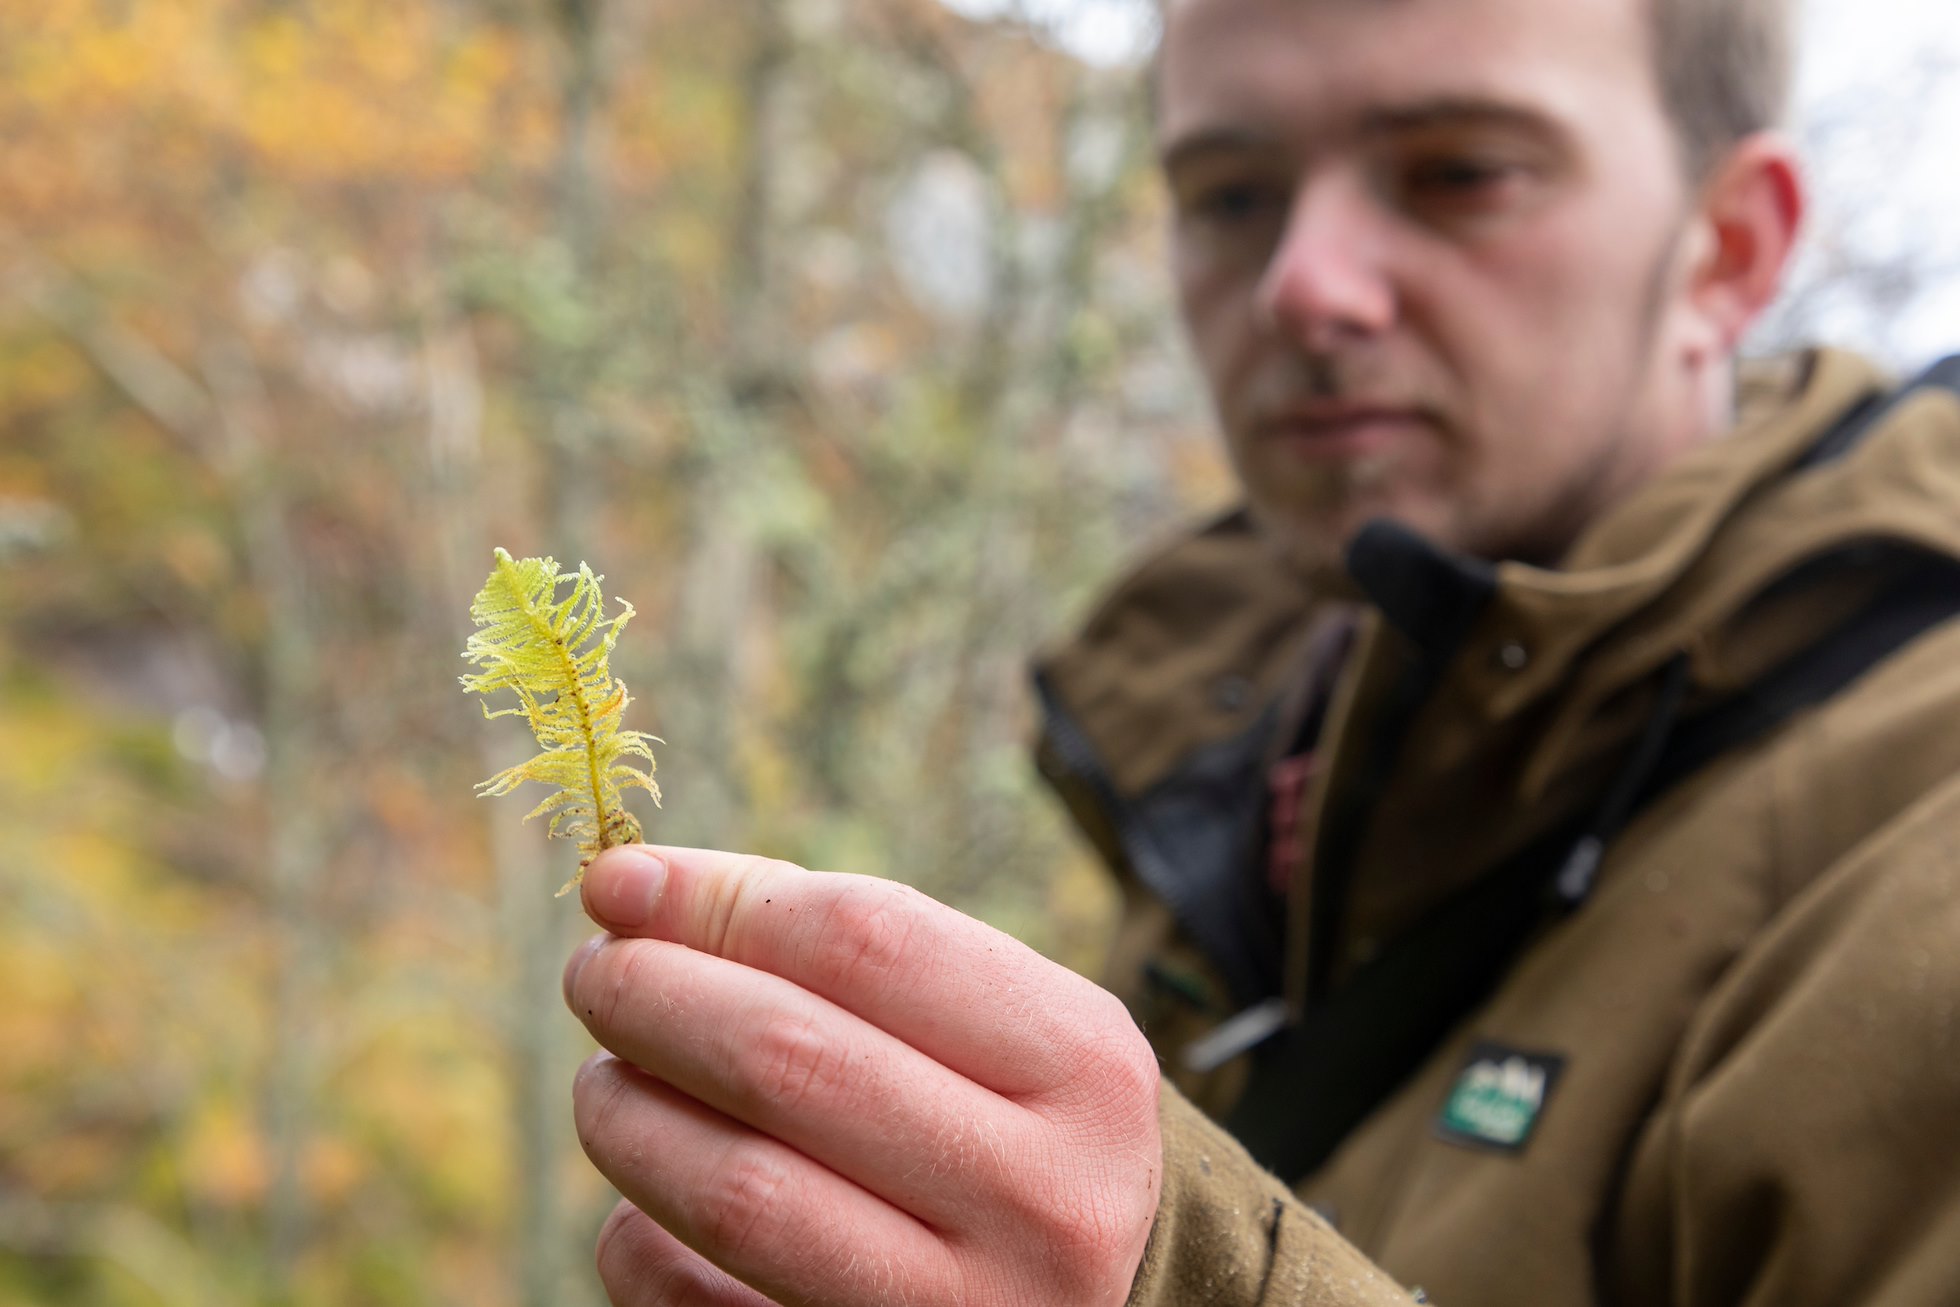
[
  {"xmin": 1034, "ymin": 348, "xmax": 1960, "ymax": 1005},
  {"xmin": 1290, "ymin": 346, "xmax": 1960, "ymax": 1002}
]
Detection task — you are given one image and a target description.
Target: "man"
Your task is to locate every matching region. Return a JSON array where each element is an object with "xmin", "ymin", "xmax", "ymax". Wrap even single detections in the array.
[{"xmin": 562, "ymin": 0, "xmax": 1960, "ymax": 1301}]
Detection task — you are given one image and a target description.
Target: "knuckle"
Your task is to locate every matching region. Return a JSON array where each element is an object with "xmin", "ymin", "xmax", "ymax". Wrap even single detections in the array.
[
  {"xmin": 1048, "ymin": 1194, "xmax": 1126, "ymax": 1260},
  {"xmin": 741, "ymin": 1011, "xmax": 841, "ymax": 1111},
  {"xmin": 595, "ymin": 1203, "xmax": 721, "ymax": 1307},
  {"xmin": 1074, "ymin": 1044, "xmax": 1160, "ymax": 1146},
  {"xmin": 605, "ymin": 941, "xmax": 654, "ymax": 1028},
  {"xmin": 593, "ymin": 1204, "xmax": 649, "ymax": 1301},
  {"xmin": 1081, "ymin": 982, "xmax": 1141, "ymax": 1042},
  {"xmin": 712, "ymin": 852, "xmax": 802, "ymax": 955},
  {"xmin": 1002, "ymin": 1021, "xmax": 1161, "ymax": 1300},
  {"xmin": 696, "ymin": 1143, "xmax": 798, "ymax": 1260},
  {"xmin": 574, "ymin": 1056, "xmax": 638, "ymax": 1164},
  {"xmin": 810, "ymin": 879, "xmax": 918, "ymax": 995},
  {"xmin": 595, "ymin": 1200, "xmax": 640, "ymax": 1265},
  {"xmin": 1012, "ymin": 1168, "xmax": 1156, "ymax": 1300},
  {"xmin": 1103, "ymin": 1025, "xmax": 1163, "ymax": 1111},
  {"xmin": 1043, "ymin": 992, "xmax": 1160, "ymax": 1123},
  {"xmin": 575, "ymin": 936, "xmax": 654, "ymax": 1033},
  {"xmin": 984, "ymin": 1187, "xmax": 1140, "ymax": 1303}
]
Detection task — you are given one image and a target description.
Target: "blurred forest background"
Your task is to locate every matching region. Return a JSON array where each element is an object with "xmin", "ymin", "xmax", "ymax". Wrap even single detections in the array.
[{"xmin": 1, "ymin": 0, "xmax": 1955, "ymax": 1304}]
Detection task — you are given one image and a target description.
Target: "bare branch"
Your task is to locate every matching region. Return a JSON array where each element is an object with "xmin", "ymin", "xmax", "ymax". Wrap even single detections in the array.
[{"xmin": 0, "ymin": 234, "xmax": 217, "ymax": 457}]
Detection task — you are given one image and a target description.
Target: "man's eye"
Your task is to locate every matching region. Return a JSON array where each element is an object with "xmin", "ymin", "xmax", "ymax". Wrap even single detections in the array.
[
  {"xmin": 1185, "ymin": 181, "xmax": 1284, "ymax": 225},
  {"xmin": 1405, "ymin": 158, "xmax": 1516, "ymax": 194},
  {"xmin": 1386, "ymin": 153, "xmax": 1541, "ymax": 227}
]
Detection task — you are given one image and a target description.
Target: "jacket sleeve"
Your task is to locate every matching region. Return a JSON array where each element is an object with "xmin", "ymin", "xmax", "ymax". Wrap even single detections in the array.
[
  {"xmin": 1610, "ymin": 773, "xmax": 1960, "ymax": 1307},
  {"xmin": 1128, "ymin": 1084, "xmax": 1419, "ymax": 1306}
]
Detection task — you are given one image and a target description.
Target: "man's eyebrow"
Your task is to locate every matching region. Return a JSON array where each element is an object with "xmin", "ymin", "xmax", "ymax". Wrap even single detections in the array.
[
  {"xmin": 1160, "ymin": 99, "xmax": 1564, "ymax": 174},
  {"xmin": 1158, "ymin": 127, "xmax": 1285, "ymax": 175},
  {"xmin": 1359, "ymin": 97, "xmax": 1563, "ymax": 139}
]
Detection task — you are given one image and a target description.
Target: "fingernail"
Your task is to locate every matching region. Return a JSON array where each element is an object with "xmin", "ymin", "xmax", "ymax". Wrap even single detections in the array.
[{"xmin": 586, "ymin": 847, "xmax": 667, "ymax": 928}]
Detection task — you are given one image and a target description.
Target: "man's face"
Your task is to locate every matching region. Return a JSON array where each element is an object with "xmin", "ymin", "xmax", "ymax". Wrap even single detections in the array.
[{"xmin": 1159, "ymin": 0, "xmax": 1705, "ymax": 572}]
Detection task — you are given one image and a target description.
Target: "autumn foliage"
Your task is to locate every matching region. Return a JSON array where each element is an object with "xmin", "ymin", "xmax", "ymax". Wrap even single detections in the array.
[{"xmin": 0, "ymin": 0, "xmax": 1223, "ymax": 1302}]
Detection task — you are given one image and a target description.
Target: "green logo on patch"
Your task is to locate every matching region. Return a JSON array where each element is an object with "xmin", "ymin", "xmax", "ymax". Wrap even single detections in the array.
[{"xmin": 1435, "ymin": 1041, "xmax": 1565, "ymax": 1153}]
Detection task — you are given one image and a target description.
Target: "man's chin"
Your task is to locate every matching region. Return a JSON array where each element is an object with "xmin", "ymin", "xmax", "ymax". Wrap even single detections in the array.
[
  {"xmin": 1247, "ymin": 494, "xmax": 1472, "ymax": 590},
  {"xmin": 1244, "ymin": 504, "xmax": 1369, "ymax": 593}
]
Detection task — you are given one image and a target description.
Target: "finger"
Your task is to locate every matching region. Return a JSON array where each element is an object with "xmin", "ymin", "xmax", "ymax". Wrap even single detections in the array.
[
  {"xmin": 574, "ymin": 1052, "xmax": 957, "ymax": 1307},
  {"xmin": 580, "ymin": 845, "xmax": 1132, "ymax": 1097},
  {"xmin": 595, "ymin": 1200, "xmax": 779, "ymax": 1307},
  {"xmin": 566, "ymin": 932, "xmax": 1028, "ymax": 1225}
]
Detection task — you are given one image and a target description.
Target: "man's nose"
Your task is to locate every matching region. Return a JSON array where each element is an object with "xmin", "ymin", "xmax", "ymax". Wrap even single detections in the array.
[{"xmin": 1254, "ymin": 176, "xmax": 1396, "ymax": 347}]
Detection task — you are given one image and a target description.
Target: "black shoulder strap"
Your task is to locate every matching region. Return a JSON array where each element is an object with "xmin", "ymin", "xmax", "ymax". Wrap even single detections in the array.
[
  {"xmin": 1794, "ymin": 354, "xmax": 1960, "ymax": 470},
  {"xmin": 1225, "ymin": 355, "xmax": 1960, "ymax": 1183}
]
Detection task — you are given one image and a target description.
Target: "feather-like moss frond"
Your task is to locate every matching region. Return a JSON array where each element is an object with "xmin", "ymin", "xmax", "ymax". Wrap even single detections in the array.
[{"xmin": 459, "ymin": 548, "xmax": 661, "ymax": 896}]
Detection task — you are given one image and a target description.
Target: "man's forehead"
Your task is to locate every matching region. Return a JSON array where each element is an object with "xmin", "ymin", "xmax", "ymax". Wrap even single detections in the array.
[
  {"xmin": 1156, "ymin": 0, "xmax": 1655, "ymax": 152},
  {"xmin": 1161, "ymin": 0, "xmax": 1646, "ymax": 31},
  {"xmin": 1158, "ymin": 98, "xmax": 1567, "ymax": 176}
]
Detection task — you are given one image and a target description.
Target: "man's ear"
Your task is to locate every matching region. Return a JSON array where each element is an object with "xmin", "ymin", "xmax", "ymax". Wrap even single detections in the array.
[{"xmin": 1684, "ymin": 132, "xmax": 1806, "ymax": 356}]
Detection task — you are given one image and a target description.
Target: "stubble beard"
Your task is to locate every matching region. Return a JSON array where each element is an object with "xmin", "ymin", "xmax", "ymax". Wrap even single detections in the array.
[
  {"xmin": 1232, "ymin": 350, "xmax": 1430, "ymax": 582},
  {"xmin": 1242, "ymin": 446, "xmax": 1409, "ymax": 586}
]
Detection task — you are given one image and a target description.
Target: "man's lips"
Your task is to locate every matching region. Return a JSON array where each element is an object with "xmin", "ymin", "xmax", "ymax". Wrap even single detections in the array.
[{"xmin": 1252, "ymin": 407, "xmax": 1426, "ymax": 460}]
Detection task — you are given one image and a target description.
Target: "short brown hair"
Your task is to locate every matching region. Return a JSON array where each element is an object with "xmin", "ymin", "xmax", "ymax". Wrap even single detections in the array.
[{"xmin": 1648, "ymin": 0, "xmax": 1797, "ymax": 178}]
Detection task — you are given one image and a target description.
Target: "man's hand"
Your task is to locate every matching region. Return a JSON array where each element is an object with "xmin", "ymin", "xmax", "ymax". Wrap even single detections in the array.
[{"xmin": 563, "ymin": 844, "xmax": 1163, "ymax": 1306}]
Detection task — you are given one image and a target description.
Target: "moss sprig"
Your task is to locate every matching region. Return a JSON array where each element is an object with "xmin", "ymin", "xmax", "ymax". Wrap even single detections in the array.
[{"xmin": 460, "ymin": 548, "xmax": 660, "ymax": 895}]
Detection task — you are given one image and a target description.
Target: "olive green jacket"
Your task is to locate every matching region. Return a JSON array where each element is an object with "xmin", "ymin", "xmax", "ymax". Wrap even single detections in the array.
[{"xmin": 1033, "ymin": 350, "xmax": 1960, "ymax": 1305}]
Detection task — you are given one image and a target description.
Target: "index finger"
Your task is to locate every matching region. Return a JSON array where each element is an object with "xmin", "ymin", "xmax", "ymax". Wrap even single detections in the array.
[{"xmin": 580, "ymin": 844, "xmax": 1130, "ymax": 1098}]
